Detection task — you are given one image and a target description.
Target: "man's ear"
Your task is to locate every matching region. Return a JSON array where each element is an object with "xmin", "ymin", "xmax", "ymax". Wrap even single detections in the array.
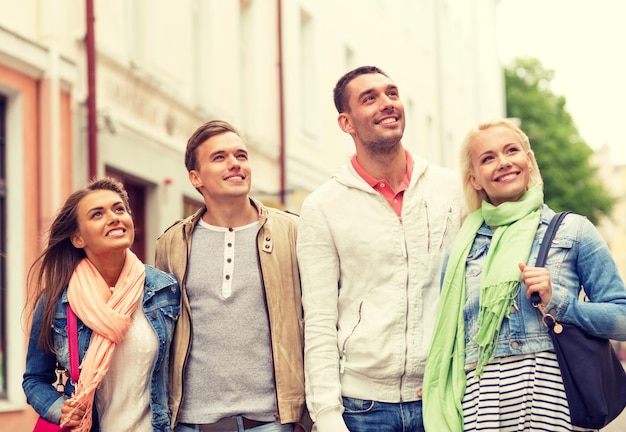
[
  {"xmin": 189, "ymin": 170, "xmax": 202, "ymax": 189},
  {"xmin": 337, "ymin": 113, "xmax": 353, "ymax": 134}
]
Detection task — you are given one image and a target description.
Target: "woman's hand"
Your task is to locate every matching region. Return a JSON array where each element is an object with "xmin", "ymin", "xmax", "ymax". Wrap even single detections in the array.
[
  {"xmin": 519, "ymin": 262, "xmax": 552, "ymax": 306},
  {"xmin": 60, "ymin": 398, "xmax": 86, "ymax": 428}
]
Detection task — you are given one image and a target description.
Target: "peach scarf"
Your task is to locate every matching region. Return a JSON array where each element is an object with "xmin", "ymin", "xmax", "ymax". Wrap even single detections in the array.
[{"xmin": 65, "ymin": 250, "xmax": 145, "ymax": 432}]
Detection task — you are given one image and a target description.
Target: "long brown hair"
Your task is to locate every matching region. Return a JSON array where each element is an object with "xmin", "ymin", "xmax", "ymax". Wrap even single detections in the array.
[{"xmin": 26, "ymin": 178, "xmax": 131, "ymax": 352}]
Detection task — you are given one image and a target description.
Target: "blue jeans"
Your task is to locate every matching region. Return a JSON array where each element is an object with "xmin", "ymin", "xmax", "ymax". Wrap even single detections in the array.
[
  {"xmin": 342, "ymin": 397, "xmax": 424, "ymax": 432},
  {"xmin": 174, "ymin": 419, "xmax": 294, "ymax": 432}
]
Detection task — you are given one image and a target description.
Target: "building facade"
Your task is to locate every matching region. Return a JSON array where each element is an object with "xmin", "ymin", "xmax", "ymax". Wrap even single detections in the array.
[{"xmin": 0, "ymin": 0, "xmax": 504, "ymax": 429}]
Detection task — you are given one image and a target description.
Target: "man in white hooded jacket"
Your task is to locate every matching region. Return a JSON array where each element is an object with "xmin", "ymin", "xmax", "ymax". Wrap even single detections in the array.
[{"xmin": 296, "ymin": 66, "xmax": 466, "ymax": 432}]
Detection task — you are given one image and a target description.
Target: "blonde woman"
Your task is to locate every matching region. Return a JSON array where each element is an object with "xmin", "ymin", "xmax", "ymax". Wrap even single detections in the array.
[{"xmin": 423, "ymin": 119, "xmax": 626, "ymax": 431}]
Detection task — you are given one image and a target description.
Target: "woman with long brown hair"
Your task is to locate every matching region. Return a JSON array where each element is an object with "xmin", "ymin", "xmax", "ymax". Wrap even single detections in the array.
[{"xmin": 23, "ymin": 177, "xmax": 180, "ymax": 431}]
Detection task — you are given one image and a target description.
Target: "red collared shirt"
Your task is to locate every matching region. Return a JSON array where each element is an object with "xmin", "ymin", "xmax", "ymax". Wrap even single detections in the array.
[{"xmin": 351, "ymin": 151, "xmax": 413, "ymax": 216}]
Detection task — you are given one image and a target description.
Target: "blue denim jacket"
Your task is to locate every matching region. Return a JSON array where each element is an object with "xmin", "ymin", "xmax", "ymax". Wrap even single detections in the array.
[
  {"xmin": 22, "ymin": 265, "xmax": 180, "ymax": 431},
  {"xmin": 463, "ymin": 205, "xmax": 626, "ymax": 367}
]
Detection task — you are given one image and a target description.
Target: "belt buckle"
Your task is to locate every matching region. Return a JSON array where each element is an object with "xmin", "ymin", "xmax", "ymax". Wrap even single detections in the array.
[
  {"xmin": 241, "ymin": 417, "xmax": 271, "ymax": 429},
  {"xmin": 195, "ymin": 416, "xmax": 271, "ymax": 431},
  {"xmin": 198, "ymin": 418, "xmax": 238, "ymax": 432}
]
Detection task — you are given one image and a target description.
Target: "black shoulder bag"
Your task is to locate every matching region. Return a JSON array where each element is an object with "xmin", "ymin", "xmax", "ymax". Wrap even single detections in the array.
[{"xmin": 531, "ymin": 211, "xmax": 626, "ymax": 429}]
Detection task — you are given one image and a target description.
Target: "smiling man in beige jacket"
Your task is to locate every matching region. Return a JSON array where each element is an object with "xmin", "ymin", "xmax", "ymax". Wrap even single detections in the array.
[{"xmin": 156, "ymin": 120, "xmax": 309, "ymax": 432}]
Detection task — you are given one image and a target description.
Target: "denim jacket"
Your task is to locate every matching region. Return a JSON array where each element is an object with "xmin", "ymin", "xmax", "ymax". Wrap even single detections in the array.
[
  {"xmin": 464, "ymin": 205, "xmax": 626, "ymax": 367},
  {"xmin": 23, "ymin": 265, "xmax": 180, "ymax": 431}
]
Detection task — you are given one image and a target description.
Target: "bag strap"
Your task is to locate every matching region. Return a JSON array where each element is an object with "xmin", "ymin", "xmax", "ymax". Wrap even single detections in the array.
[
  {"xmin": 530, "ymin": 211, "xmax": 572, "ymax": 305},
  {"xmin": 535, "ymin": 211, "xmax": 572, "ymax": 267},
  {"xmin": 66, "ymin": 304, "xmax": 80, "ymax": 384}
]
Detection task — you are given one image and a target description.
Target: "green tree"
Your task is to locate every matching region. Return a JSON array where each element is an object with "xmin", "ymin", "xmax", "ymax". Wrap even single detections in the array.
[{"xmin": 505, "ymin": 58, "xmax": 615, "ymax": 224}]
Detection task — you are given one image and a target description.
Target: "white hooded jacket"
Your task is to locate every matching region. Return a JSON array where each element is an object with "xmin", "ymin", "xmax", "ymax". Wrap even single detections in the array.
[{"xmin": 297, "ymin": 154, "xmax": 466, "ymax": 431}]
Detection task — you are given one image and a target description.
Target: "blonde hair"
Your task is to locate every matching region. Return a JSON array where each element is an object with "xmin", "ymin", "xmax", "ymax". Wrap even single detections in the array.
[{"xmin": 460, "ymin": 119, "xmax": 543, "ymax": 211}]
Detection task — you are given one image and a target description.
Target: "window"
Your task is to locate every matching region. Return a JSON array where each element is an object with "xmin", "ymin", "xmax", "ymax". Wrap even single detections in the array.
[
  {"xmin": 125, "ymin": 0, "xmax": 147, "ymax": 69},
  {"xmin": 183, "ymin": 196, "xmax": 203, "ymax": 219},
  {"xmin": 239, "ymin": 0, "xmax": 253, "ymax": 130},
  {"xmin": 0, "ymin": 95, "xmax": 6, "ymax": 398},
  {"xmin": 299, "ymin": 8, "xmax": 318, "ymax": 137}
]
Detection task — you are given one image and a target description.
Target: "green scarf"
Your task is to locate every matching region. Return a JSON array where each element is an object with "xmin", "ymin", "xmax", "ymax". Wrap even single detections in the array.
[{"xmin": 422, "ymin": 186, "xmax": 543, "ymax": 432}]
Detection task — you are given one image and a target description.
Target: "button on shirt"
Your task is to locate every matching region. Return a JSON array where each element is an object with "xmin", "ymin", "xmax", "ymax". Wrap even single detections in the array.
[{"xmin": 351, "ymin": 150, "xmax": 414, "ymax": 216}]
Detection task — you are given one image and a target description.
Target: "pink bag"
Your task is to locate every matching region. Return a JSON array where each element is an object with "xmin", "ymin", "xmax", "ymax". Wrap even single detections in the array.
[
  {"xmin": 33, "ymin": 305, "xmax": 79, "ymax": 432},
  {"xmin": 33, "ymin": 416, "xmax": 69, "ymax": 432}
]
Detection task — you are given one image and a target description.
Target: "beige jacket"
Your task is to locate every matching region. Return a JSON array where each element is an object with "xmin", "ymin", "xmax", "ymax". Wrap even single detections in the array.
[{"xmin": 155, "ymin": 198, "xmax": 307, "ymax": 428}]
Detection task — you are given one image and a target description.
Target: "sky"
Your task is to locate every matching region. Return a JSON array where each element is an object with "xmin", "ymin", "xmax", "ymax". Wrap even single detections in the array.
[{"xmin": 496, "ymin": 0, "xmax": 626, "ymax": 164}]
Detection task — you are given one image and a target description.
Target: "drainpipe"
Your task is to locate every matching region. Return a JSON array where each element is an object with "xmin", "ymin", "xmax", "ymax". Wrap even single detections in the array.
[
  {"xmin": 277, "ymin": 0, "xmax": 286, "ymax": 206},
  {"xmin": 86, "ymin": 0, "xmax": 97, "ymax": 178}
]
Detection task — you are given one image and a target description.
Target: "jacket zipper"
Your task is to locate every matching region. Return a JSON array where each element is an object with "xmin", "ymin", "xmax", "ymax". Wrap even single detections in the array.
[
  {"xmin": 339, "ymin": 301, "xmax": 364, "ymax": 374},
  {"xmin": 424, "ymin": 201, "xmax": 430, "ymax": 252},
  {"xmin": 439, "ymin": 206, "xmax": 452, "ymax": 250}
]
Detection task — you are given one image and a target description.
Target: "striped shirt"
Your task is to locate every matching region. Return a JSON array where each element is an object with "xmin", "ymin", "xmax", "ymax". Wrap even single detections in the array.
[{"xmin": 462, "ymin": 352, "xmax": 596, "ymax": 432}]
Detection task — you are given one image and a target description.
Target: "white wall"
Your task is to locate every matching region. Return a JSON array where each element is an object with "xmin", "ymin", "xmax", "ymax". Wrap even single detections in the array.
[
  {"xmin": 0, "ymin": 0, "xmax": 506, "ymax": 251},
  {"xmin": 281, "ymin": 0, "xmax": 505, "ymax": 204}
]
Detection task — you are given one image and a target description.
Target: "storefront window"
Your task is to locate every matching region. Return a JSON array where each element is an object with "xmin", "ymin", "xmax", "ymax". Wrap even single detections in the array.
[{"xmin": 183, "ymin": 196, "xmax": 202, "ymax": 218}]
